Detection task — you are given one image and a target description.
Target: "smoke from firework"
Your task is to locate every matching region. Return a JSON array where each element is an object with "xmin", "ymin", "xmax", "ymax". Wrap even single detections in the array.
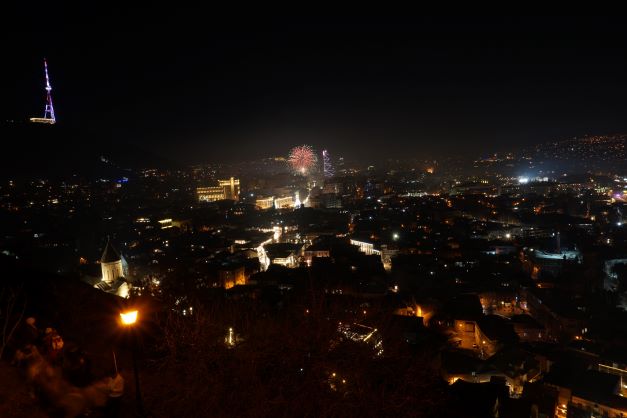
[{"xmin": 289, "ymin": 145, "xmax": 317, "ymax": 175}]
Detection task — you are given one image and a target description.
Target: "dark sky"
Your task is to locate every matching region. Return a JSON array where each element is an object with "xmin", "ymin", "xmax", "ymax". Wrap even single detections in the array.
[{"xmin": 6, "ymin": 16, "xmax": 627, "ymax": 164}]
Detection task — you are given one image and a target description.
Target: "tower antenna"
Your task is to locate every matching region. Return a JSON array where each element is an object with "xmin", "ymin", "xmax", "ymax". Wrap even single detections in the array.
[{"xmin": 30, "ymin": 58, "xmax": 56, "ymax": 124}]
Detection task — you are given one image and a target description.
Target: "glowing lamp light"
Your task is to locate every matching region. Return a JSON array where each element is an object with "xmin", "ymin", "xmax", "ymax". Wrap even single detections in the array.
[{"xmin": 120, "ymin": 310, "xmax": 138, "ymax": 325}]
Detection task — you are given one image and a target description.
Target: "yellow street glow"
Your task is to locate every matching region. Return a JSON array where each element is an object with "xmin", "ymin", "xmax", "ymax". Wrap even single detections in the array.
[{"xmin": 120, "ymin": 310, "xmax": 138, "ymax": 325}]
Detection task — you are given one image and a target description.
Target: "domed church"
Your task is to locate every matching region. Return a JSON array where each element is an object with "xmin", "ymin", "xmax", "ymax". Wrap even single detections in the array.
[{"xmin": 93, "ymin": 238, "xmax": 131, "ymax": 298}]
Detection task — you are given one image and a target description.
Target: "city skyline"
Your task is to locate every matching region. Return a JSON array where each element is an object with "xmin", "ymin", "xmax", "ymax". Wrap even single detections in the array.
[{"xmin": 3, "ymin": 16, "xmax": 627, "ymax": 418}]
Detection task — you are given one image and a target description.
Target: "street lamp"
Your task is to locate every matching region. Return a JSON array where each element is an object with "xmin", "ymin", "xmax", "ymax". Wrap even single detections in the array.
[
  {"xmin": 120, "ymin": 310, "xmax": 138, "ymax": 326},
  {"xmin": 119, "ymin": 309, "xmax": 144, "ymax": 417}
]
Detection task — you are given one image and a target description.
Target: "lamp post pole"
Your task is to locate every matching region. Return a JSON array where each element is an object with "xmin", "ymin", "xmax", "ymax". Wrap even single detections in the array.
[
  {"xmin": 131, "ymin": 329, "xmax": 144, "ymax": 416},
  {"xmin": 120, "ymin": 310, "xmax": 145, "ymax": 417}
]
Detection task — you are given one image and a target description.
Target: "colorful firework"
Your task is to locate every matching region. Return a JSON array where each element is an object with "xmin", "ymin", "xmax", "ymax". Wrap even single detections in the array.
[{"xmin": 289, "ymin": 145, "xmax": 317, "ymax": 175}]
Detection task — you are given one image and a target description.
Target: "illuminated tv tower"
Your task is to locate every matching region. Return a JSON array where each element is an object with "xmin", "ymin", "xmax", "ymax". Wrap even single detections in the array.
[
  {"xmin": 322, "ymin": 149, "xmax": 334, "ymax": 178},
  {"xmin": 30, "ymin": 59, "xmax": 56, "ymax": 125}
]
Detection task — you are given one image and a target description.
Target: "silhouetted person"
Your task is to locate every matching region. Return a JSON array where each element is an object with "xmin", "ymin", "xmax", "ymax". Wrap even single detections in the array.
[
  {"xmin": 62, "ymin": 343, "xmax": 92, "ymax": 387},
  {"xmin": 9, "ymin": 317, "xmax": 40, "ymax": 363},
  {"xmin": 42, "ymin": 327, "xmax": 64, "ymax": 364}
]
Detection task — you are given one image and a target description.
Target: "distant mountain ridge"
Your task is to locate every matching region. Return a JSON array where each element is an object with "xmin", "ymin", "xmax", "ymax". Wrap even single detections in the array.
[
  {"xmin": 523, "ymin": 134, "xmax": 627, "ymax": 172},
  {"xmin": 526, "ymin": 134, "xmax": 627, "ymax": 159},
  {"xmin": 475, "ymin": 134, "xmax": 627, "ymax": 174},
  {"xmin": 0, "ymin": 121, "xmax": 181, "ymax": 180}
]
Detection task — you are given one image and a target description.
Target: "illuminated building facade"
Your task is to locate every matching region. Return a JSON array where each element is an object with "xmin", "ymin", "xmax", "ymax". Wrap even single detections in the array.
[
  {"xmin": 274, "ymin": 196, "xmax": 295, "ymax": 209},
  {"xmin": 218, "ymin": 177, "xmax": 240, "ymax": 200},
  {"xmin": 255, "ymin": 195, "xmax": 297, "ymax": 209},
  {"xmin": 350, "ymin": 239, "xmax": 381, "ymax": 256},
  {"xmin": 95, "ymin": 239, "xmax": 131, "ymax": 298},
  {"xmin": 219, "ymin": 265, "xmax": 247, "ymax": 289},
  {"xmin": 101, "ymin": 239, "xmax": 125, "ymax": 284},
  {"xmin": 256, "ymin": 197, "xmax": 274, "ymax": 210},
  {"xmin": 196, "ymin": 186, "xmax": 225, "ymax": 202},
  {"xmin": 304, "ymin": 243, "xmax": 331, "ymax": 264},
  {"xmin": 197, "ymin": 177, "xmax": 240, "ymax": 202},
  {"xmin": 264, "ymin": 243, "xmax": 304, "ymax": 268}
]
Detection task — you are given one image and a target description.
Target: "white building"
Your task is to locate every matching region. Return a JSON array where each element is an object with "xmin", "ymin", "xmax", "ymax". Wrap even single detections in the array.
[
  {"xmin": 95, "ymin": 239, "xmax": 131, "ymax": 298},
  {"xmin": 101, "ymin": 240, "xmax": 124, "ymax": 283},
  {"xmin": 350, "ymin": 239, "xmax": 381, "ymax": 256}
]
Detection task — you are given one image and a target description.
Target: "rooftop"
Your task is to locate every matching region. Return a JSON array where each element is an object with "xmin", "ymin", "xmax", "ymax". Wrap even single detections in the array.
[{"xmin": 100, "ymin": 239, "xmax": 121, "ymax": 263}]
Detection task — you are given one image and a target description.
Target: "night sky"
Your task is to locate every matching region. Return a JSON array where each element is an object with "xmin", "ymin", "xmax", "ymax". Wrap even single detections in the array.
[{"xmin": 6, "ymin": 16, "xmax": 627, "ymax": 164}]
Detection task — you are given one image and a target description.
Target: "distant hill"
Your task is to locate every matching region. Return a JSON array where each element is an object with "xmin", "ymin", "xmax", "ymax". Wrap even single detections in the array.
[
  {"xmin": 525, "ymin": 134, "xmax": 627, "ymax": 172},
  {"xmin": 475, "ymin": 134, "xmax": 627, "ymax": 175},
  {"xmin": 0, "ymin": 121, "xmax": 180, "ymax": 180}
]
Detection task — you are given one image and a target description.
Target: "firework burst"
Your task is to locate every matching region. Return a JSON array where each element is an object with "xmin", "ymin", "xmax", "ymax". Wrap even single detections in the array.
[{"xmin": 289, "ymin": 145, "xmax": 317, "ymax": 175}]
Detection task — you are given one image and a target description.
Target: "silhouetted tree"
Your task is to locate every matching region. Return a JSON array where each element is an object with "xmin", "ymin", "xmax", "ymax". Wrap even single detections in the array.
[{"xmin": 142, "ymin": 294, "xmax": 455, "ymax": 418}]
